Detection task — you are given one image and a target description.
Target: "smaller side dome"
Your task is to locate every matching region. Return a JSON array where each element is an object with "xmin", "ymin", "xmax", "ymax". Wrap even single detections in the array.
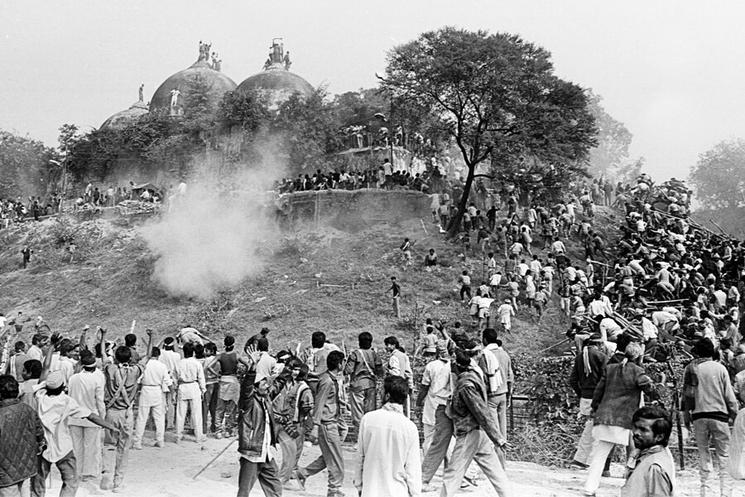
[{"xmin": 101, "ymin": 86, "xmax": 149, "ymax": 129}]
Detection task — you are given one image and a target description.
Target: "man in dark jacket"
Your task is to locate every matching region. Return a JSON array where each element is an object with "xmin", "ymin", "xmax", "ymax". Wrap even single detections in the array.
[
  {"xmin": 569, "ymin": 333, "xmax": 608, "ymax": 468},
  {"xmin": 296, "ymin": 350, "xmax": 347, "ymax": 497},
  {"xmin": 236, "ymin": 345, "xmax": 291, "ymax": 497},
  {"xmin": 0, "ymin": 375, "xmax": 45, "ymax": 495},
  {"xmin": 440, "ymin": 350, "xmax": 510, "ymax": 496}
]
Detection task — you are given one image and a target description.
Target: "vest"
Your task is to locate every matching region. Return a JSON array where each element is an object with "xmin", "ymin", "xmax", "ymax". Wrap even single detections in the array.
[
  {"xmin": 293, "ymin": 382, "xmax": 310, "ymax": 422},
  {"xmin": 621, "ymin": 446, "xmax": 675, "ymax": 497}
]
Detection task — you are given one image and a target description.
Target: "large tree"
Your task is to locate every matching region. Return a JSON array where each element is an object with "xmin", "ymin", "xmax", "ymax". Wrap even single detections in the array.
[
  {"xmin": 0, "ymin": 130, "xmax": 58, "ymax": 198},
  {"xmin": 690, "ymin": 138, "xmax": 745, "ymax": 209},
  {"xmin": 586, "ymin": 91, "xmax": 633, "ymax": 178},
  {"xmin": 380, "ymin": 27, "xmax": 597, "ymax": 236}
]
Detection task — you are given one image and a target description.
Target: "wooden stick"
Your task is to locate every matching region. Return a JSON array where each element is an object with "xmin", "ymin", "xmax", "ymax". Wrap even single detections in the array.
[
  {"xmin": 709, "ymin": 218, "xmax": 728, "ymax": 236},
  {"xmin": 193, "ymin": 439, "xmax": 236, "ymax": 479},
  {"xmin": 537, "ymin": 337, "xmax": 571, "ymax": 354},
  {"xmin": 588, "ymin": 258, "xmax": 613, "ymax": 268}
]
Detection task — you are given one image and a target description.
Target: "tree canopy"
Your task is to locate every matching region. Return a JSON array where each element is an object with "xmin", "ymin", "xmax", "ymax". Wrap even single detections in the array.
[
  {"xmin": 0, "ymin": 130, "xmax": 58, "ymax": 198},
  {"xmin": 380, "ymin": 27, "xmax": 597, "ymax": 235},
  {"xmin": 586, "ymin": 91, "xmax": 633, "ymax": 178},
  {"xmin": 690, "ymin": 138, "xmax": 745, "ymax": 209}
]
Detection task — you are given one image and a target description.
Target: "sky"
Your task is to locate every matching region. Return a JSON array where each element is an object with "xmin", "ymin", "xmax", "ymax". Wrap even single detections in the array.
[{"xmin": 2, "ymin": 0, "xmax": 744, "ymax": 180}]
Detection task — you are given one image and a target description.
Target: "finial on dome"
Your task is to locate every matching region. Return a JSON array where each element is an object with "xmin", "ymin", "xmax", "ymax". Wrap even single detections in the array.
[{"xmin": 262, "ymin": 38, "xmax": 291, "ymax": 71}]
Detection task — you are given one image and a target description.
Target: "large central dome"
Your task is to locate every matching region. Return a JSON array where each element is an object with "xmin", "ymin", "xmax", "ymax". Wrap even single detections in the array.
[
  {"xmin": 150, "ymin": 43, "xmax": 236, "ymax": 113},
  {"xmin": 237, "ymin": 39, "xmax": 313, "ymax": 108}
]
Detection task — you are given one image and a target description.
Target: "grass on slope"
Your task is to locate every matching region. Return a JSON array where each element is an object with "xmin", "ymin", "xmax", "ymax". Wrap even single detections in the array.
[{"xmin": 0, "ymin": 211, "xmax": 616, "ymax": 359}]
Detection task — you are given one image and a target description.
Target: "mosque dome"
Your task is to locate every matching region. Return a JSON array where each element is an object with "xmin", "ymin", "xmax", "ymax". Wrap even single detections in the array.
[
  {"xmin": 101, "ymin": 100, "xmax": 149, "ymax": 129},
  {"xmin": 236, "ymin": 39, "xmax": 313, "ymax": 108},
  {"xmin": 150, "ymin": 43, "xmax": 236, "ymax": 114}
]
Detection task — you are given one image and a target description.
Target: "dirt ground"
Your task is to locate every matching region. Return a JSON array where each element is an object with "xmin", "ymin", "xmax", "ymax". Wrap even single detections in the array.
[{"xmin": 40, "ymin": 431, "xmax": 723, "ymax": 497}]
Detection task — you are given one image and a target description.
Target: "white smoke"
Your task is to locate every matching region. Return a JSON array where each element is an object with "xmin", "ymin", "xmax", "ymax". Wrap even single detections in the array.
[{"xmin": 140, "ymin": 141, "xmax": 285, "ymax": 300}]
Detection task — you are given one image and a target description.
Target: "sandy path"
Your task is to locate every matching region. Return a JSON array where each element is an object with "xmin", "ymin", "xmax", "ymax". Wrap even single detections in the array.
[{"xmin": 41, "ymin": 433, "xmax": 726, "ymax": 496}]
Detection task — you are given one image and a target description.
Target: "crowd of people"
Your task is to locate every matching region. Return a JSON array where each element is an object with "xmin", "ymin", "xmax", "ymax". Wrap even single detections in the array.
[
  {"xmin": 403, "ymin": 170, "xmax": 740, "ymax": 497},
  {"xmin": 274, "ymin": 158, "xmax": 450, "ymax": 195},
  {"xmin": 1, "ymin": 168, "xmax": 743, "ymax": 497},
  {"xmin": 0, "ymin": 196, "xmax": 61, "ymax": 228}
]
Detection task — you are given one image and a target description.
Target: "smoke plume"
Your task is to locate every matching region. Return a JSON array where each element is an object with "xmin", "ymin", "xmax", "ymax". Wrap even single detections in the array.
[{"xmin": 140, "ymin": 141, "xmax": 284, "ymax": 300}]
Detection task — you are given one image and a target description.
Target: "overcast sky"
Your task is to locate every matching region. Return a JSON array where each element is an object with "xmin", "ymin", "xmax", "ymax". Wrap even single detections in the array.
[{"xmin": 1, "ymin": 0, "xmax": 744, "ymax": 180}]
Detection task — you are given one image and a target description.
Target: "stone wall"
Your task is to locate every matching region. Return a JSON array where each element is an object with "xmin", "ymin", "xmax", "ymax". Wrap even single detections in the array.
[{"xmin": 277, "ymin": 189, "xmax": 431, "ymax": 231}]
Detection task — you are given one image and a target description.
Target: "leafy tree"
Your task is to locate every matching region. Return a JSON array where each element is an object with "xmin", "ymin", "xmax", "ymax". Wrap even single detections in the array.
[
  {"xmin": 271, "ymin": 89, "xmax": 342, "ymax": 171},
  {"xmin": 690, "ymin": 139, "xmax": 745, "ymax": 209},
  {"xmin": 381, "ymin": 27, "xmax": 597, "ymax": 236},
  {"xmin": 585, "ymin": 91, "xmax": 633, "ymax": 178},
  {"xmin": 0, "ymin": 130, "xmax": 57, "ymax": 198},
  {"xmin": 219, "ymin": 90, "xmax": 270, "ymax": 133},
  {"xmin": 332, "ymin": 89, "xmax": 387, "ymax": 129}
]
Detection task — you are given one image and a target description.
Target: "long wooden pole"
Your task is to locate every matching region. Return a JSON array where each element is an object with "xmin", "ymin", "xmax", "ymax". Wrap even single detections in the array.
[{"xmin": 193, "ymin": 439, "xmax": 236, "ymax": 480}]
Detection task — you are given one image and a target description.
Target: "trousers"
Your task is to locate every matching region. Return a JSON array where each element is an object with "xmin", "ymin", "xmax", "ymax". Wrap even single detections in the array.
[
  {"xmin": 440, "ymin": 429, "xmax": 510, "ymax": 497},
  {"xmin": 102, "ymin": 408, "xmax": 134, "ymax": 489},
  {"xmin": 32, "ymin": 451, "xmax": 78, "ymax": 497},
  {"xmin": 177, "ymin": 393, "xmax": 203, "ymax": 442},
  {"xmin": 237, "ymin": 457, "xmax": 282, "ymax": 497},
  {"xmin": 487, "ymin": 394, "xmax": 508, "ymax": 441},
  {"xmin": 422, "ymin": 405, "xmax": 454, "ymax": 483},
  {"xmin": 133, "ymin": 401, "xmax": 165, "ymax": 445},
  {"xmin": 216, "ymin": 399, "xmax": 238, "ymax": 434},
  {"xmin": 69, "ymin": 425, "xmax": 102, "ymax": 477},
  {"xmin": 202, "ymin": 382, "xmax": 220, "ymax": 433},
  {"xmin": 301, "ymin": 421, "xmax": 347, "ymax": 495},
  {"xmin": 277, "ymin": 425, "xmax": 305, "ymax": 483},
  {"xmin": 422, "ymin": 423, "xmax": 435, "ymax": 458},
  {"xmin": 573, "ymin": 398, "xmax": 594, "ymax": 465},
  {"xmin": 694, "ymin": 417, "xmax": 733, "ymax": 497},
  {"xmin": 348, "ymin": 387, "xmax": 376, "ymax": 430}
]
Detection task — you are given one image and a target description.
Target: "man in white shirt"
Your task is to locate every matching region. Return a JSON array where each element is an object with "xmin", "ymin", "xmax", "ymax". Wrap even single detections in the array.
[
  {"xmin": 529, "ymin": 255, "xmax": 542, "ymax": 276},
  {"xmin": 551, "ymin": 237, "xmax": 566, "ymax": 256},
  {"xmin": 33, "ymin": 365, "xmax": 115, "ymax": 497},
  {"xmin": 588, "ymin": 292, "xmax": 612, "ymax": 320},
  {"xmin": 133, "ymin": 347, "xmax": 173, "ymax": 449},
  {"xmin": 496, "ymin": 299, "xmax": 516, "ymax": 333},
  {"xmin": 176, "ymin": 342, "xmax": 206, "ymax": 443},
  {"xmin": 354, "ymin": 377, "xmax": 421, "ymax": 497},
  {"xmin": 255, "ymin": 338, "xmax": 278, "ymax": 383},
  {"xmin": 26, "ymin": 334, "xmax": 44, "ymax": 362},
  {"xmin": 68, "ymin": 351, "xmax": 106, "ymax": 481},
  {"xmin": 489, "ymin": 271, "xmax": 503, "ymax": 299},
  {"xmin": 159, "ymin": 337, "xmax": 180, "ymax": 428},
  {"xmin": 416, "ymin": 341, "xmax": 452, "ymax": 456},
  {"xmin": 384, "ymin": 337, "xmax": 413, "ymax": 417},
  {"xmin": 49, "ymin": 339, "xmax": 76, "ymax": 385}
]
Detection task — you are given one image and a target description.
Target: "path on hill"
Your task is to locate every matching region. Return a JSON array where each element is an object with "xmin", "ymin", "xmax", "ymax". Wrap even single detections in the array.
[{"xmin": 41, "ymin": 434, "xmax": 717, "ymax": 497}]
